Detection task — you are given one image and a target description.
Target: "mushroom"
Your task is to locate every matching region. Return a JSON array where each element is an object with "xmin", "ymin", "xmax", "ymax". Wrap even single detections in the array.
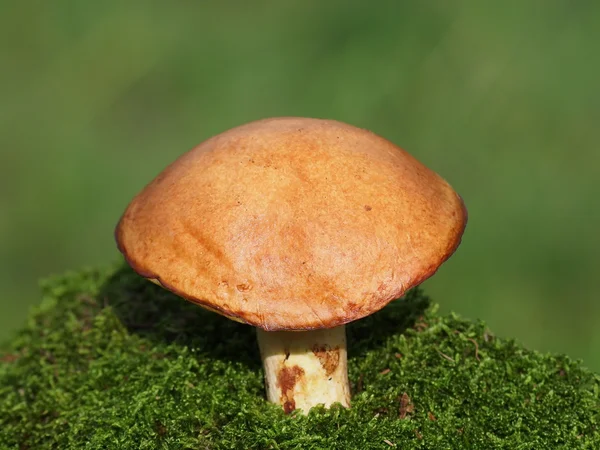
[{"xmin": 115, "ymin": 117, "xmax": 467, "ymax": 413}]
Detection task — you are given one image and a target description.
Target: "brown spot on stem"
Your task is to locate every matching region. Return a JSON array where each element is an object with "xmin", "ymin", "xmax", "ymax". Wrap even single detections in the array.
[
  {"xmin": 277, "ymin": 365, "xmax": 305, "ymax": 414},
  {"xmin": 312, "ymin": 344, "xmax": 340, "ymax": 376},
  {"xmin": 283, "ymin": 400, "xmax": 295, "ymax": 414}
]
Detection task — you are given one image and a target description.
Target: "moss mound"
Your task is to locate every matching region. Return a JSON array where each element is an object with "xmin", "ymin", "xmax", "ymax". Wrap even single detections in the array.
[{"xmin": 1, "ymin": 266, "xmax": 599, "ymax": 449}]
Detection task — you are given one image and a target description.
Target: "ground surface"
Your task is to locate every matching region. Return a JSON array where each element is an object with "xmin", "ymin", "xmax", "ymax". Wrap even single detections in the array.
[{"xmin": 1, "ymin": 266, "xmax": 598, "ymax": 449}]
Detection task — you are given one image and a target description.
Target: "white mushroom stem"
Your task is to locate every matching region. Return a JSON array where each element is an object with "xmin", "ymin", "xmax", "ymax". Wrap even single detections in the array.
[{"xmin": 256, "ymin": 325, "xmax": 350, "ymax": 414}]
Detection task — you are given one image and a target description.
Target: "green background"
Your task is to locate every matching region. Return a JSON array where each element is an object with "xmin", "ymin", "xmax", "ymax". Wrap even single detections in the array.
[{"xmin": 1, "ymin": 2, "xmax": 599, "ymax": 370}]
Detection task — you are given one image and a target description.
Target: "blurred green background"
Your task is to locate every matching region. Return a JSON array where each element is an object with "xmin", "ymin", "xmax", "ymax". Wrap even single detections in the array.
[{"xmin": 1, "ymin": 2, "xmax": 599, "ymax": 370}]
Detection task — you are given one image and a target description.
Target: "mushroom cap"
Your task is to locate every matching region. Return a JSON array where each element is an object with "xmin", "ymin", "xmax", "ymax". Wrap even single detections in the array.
[{"xmin": 115, "ymin": 117, "xmax": 467, "ymax": 331}]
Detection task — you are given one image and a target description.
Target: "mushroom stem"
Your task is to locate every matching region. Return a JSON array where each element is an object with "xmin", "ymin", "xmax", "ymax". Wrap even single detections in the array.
[{"xmin": 256, "ymin": 325, "xmax": 350, "ymax": 413}]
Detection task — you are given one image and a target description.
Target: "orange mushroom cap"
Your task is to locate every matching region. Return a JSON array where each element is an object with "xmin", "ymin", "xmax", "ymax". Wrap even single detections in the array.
[{"xmin": 116, "ymin": 117, "xmax": 467, "ymax": 331}]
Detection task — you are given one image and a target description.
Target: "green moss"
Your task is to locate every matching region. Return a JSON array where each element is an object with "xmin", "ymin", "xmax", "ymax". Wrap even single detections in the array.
[{"xmin": 1, "ymin": 266, "xmax": 598, "ymax": 449}]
